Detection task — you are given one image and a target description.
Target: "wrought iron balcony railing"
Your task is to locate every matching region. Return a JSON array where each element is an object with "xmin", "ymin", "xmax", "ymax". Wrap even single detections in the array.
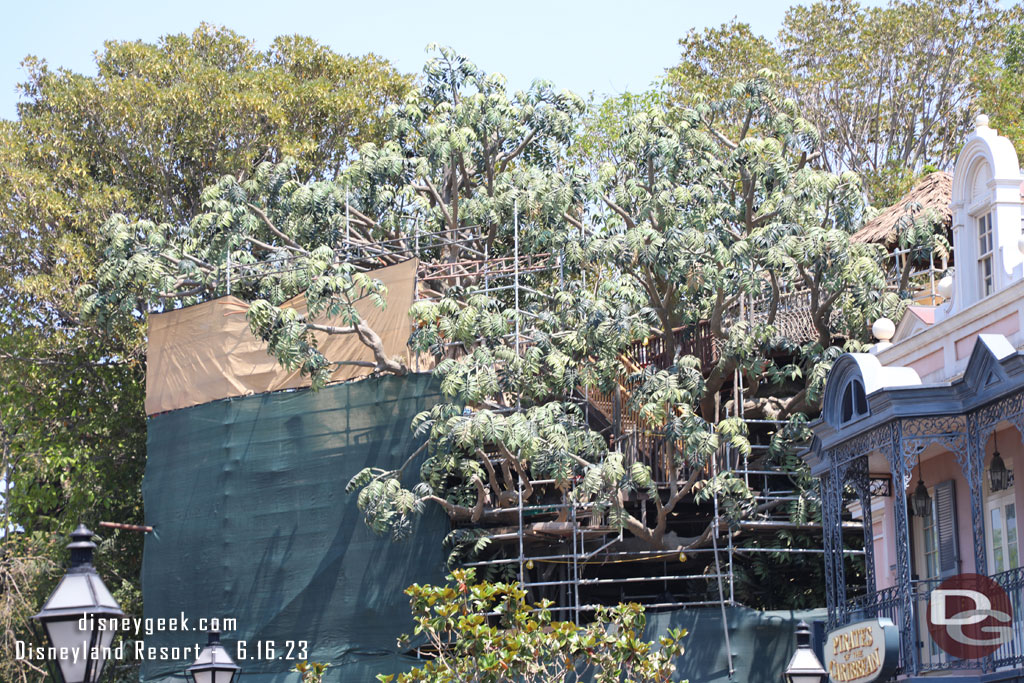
[{"xmin": 843, "ymin": 566, "xmax": 1024, "ymax": 677}]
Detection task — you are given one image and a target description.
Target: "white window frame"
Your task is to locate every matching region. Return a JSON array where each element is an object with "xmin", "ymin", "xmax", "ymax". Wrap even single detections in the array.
[
  {"xmin": 978, "ymin": 211, "xmax": 994, "ymax": 298},
  {"xmin": 986, "ymin": 485, "xmax": 1019, "ymax": 575}
]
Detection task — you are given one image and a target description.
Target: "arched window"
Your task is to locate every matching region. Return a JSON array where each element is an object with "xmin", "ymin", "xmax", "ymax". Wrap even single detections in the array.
[{"xmin": 840, "ymin": 379, "xmax": 869, "ymax": 423}]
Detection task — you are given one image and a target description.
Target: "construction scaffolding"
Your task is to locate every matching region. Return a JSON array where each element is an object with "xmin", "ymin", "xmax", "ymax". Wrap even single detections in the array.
[
  {"xmin": 135, "ymin": 184, "xmax": 963, "ymax": 683},
  {"xmin": 253, "ymin": 204, "xmax": 881, "ymax": 633},
  {"xmin": 193, "ymin": 203, "xmax": 887, "ymax": 629}
]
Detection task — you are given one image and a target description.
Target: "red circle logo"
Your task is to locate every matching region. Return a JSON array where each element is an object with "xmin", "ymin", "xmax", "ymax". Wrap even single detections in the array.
[{"xmin": 926, "ymin": 573, "xmax": 1013, "ymax": 659}]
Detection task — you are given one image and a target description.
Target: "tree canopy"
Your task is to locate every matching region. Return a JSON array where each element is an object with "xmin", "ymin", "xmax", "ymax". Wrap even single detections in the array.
[
  {"xmin": 84, "ymin": 49, "xmax": 910, "ymax": 608},
  {"xmin": 664, "ymin": 0, "xmax": 1021, "ymax": 204},
  {"xmin": 0, "ymin": 24, "xmax": 408, "ymax": 683}
]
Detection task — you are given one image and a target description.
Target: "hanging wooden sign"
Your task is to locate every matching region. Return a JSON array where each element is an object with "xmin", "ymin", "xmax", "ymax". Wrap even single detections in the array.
[{"xmin": 824, "ymin": 617, "xmax": 899, "ymax": 683}]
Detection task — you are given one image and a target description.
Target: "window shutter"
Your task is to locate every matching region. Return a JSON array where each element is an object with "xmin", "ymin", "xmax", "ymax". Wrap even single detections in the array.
[{"xmin": 934, "ymin": 480, "xmax": 960, "ymax": 578}]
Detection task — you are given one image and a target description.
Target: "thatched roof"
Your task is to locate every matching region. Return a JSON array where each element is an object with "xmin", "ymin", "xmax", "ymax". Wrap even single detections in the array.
[{"xmin": 852, "ymin": 171, "xmax": 952, "ymax": 245}]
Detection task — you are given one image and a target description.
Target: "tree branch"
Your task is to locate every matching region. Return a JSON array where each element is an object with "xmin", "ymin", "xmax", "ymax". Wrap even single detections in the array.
[{"xmin": 246, "ymin": 203, "xmax": 308, "ymax": 253}]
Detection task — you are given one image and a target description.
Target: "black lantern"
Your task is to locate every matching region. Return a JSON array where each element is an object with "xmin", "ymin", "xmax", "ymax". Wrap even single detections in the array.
[
  {"xmin": 911, "ymin": 478, "xmax": 933, "ymax": 518},
  {"xmin": 910, "ymin": 453, "xmax": 932, "ymax": 518},
  {"xmin": 32, "ymin": 524, "xmax": 124, "ymax": 683},
  {"xmin": 990, "ymin": 450, "xmax": 1010, "ymax": 492},
  {"xmin": 990, "ymin": 432, "xmax": 1011, "ymax": 492},
  {"xmin": 186, "ymin": 631, "xmax": 241, "ymax": 683},
  {"xmin": 783, "ymin": 621, "xmax": 827, "ymax": 683}
]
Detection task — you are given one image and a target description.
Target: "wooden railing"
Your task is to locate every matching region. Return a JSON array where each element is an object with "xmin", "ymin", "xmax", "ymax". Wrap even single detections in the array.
[
  {"xmin": 583, "ymin": 322, "xmax": 717, "ymax": 483},
  {"xmin": 624, "ymin": 321, "xmax": 717, "ymax": 375}
]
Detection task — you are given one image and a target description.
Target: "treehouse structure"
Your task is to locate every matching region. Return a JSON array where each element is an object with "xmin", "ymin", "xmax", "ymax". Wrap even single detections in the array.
[{"xmin": 138, "ymin": 198, "xmax": 934, "ymax": 681}]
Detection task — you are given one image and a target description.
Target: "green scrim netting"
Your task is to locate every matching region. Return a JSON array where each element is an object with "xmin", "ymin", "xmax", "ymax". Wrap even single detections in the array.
[
  {"xmin": 140, "ymin": 374, "xmax": 448, "ymax": 683},
  {"xmin": 140, "ymin": 372, "xmax": 825, "ymax": 683},
  {"xmin": 643, "ymin": 606, "xmax": 827, "ymax": 683}
]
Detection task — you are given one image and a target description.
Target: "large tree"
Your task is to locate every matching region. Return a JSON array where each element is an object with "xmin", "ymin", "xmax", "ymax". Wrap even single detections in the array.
[
  {"xmin": 0, "ymin": 24, "xmax": 408, "ymax": 683},
  {"xmin": 87, "ymin": 49, "xmax": 902, "ymax": 610},
  {"xmin": 364, "ymin": 75, "xmax": 901, "ymax": 574},
  {"xmin": 664, "ymin": 0, "xmax": 1021, "ymax": 205}
]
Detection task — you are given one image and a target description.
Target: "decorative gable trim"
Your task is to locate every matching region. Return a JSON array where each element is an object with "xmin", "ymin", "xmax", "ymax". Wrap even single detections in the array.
[{"xmin": 893, "ymin": 307, "xmax": 934, "ymax": 343}]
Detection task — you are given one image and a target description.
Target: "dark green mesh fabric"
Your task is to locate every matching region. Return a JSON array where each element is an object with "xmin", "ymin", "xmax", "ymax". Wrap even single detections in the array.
[
  {"xmin": 140, "ymin": 372, "xmax": 824, "ymax": 682},
  {"xmin": 644, "ymin": 606, "xmax": 827, "ymax": 683},
  {"xmin": 140, "ymin": 374, "xmax": 448, "ymax": 682}
]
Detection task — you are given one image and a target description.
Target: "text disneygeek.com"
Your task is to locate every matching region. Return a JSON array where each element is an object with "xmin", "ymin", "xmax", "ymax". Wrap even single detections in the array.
[{"xmin": 13, "ymin": 612, "xmax": 274, "ymax": 664}]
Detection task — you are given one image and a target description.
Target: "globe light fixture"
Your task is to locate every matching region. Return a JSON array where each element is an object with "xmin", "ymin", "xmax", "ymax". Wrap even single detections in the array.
[
  {"xmin": 186, "ymin": 631, "xmax": 241, "ymax": 683},
  {"xmin": 32, "ymin": 524, "xmax": 124, "ymax": 683},
  {"xmin": 937, "ymin": 274, "xmax": 954, "ymax": 300},
  {"xmin": 783, "ymin": 621, "xmax": 828, "ymax": 683}
]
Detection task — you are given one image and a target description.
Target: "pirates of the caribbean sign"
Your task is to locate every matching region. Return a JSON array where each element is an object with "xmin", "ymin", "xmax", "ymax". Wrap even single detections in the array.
[{"xmin": 824, "ymin": 618, "xmax": 899, "ymax": 683}]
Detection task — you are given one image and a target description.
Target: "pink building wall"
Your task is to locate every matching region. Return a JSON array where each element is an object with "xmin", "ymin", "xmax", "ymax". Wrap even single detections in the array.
[{"xmin": 869, "ymin": 426, "xmax": 1023, "ymax": 586}]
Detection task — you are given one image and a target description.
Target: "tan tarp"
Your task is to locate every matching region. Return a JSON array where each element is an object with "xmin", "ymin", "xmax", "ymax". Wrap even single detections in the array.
[{"xmin": 146, "ymin": 259, "xmax": 425, "ymax": 415}]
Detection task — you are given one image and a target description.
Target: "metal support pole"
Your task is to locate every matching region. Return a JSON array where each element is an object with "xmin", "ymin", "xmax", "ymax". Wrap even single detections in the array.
[
  {"xmin": 518, "ymin": 475, "xmax": 525, "ymax": 589},
  {"xmin": 514, "ymin": 200, "xmax": 521, "ymax": 413},
  {"xmin": 571, "ymin": 483, "xmax": 580, "ymax": 625},
  {"xmin": 887, "ymin": 422, "xmax": 920, "ymax": 674},
  {"xmin": 711, "ymin": 442, "xmax": 735, "ymax": 676},
  {"xmin": 929, "ymin": 248, "xmax": 936, "ymax": 302}
]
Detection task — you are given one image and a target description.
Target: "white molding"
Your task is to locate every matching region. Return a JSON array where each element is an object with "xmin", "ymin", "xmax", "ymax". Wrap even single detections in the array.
[{"xmin": 880, "ymin": 279, "xmax": 1024, "ymax": 381}]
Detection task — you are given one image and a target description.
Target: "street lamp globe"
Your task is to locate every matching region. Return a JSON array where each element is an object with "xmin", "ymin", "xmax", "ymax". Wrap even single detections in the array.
[
  {"xmin": 186, "ymin": 631, "xmax": 241, "ymax": 683},
  {"xmin": 783, "ymin": 621, "xmax": 828, "ymax": 683},
  {"xmin": 32, "ymin": 524, "xmax": 124, "ymax": 683}
]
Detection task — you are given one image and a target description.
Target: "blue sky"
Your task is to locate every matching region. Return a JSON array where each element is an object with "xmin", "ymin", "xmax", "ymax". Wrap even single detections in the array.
[{"xmin": 0, "ymin": 0, "xmax": 898, "ymax": 121}]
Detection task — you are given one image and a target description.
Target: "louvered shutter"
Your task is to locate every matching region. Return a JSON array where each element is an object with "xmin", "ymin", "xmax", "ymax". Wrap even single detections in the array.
[{"xmin": 934, "ymin": 480, "xmax": 960, "ymax": 578}]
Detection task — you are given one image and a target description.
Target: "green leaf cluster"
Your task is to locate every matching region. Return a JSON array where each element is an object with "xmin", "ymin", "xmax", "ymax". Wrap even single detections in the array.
[{"xmin": 380, "ymin": 568, "xmax": 686, "ymax": 683}]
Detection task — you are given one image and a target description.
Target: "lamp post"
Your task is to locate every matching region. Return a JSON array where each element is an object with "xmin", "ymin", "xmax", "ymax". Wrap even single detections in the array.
[
  {"xmin": 32, "ymin": 524, "xmax": 124, "ymax": 683},
  {"xmin": 186, "ymin": 631, "xmax": 241, "ymax": 683},
  {"xmin": 783, "ymin": 621, "xmax": 828, "ymax": 683}
]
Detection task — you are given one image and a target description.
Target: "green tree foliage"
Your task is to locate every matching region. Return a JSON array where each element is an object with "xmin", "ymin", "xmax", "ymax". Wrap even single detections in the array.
[
  {"xmin": 781, "ymin": 0, "xmax": 1012, "ymax": 204},
  {"xmin": 378, "ymin": 569, "xmax": 686, "ymax": 683},
  {"xmin": 979, "ymin": 23, "xmax": 1024, "ymax": 156},
  {"xmin": 666, "ymin": 20, "xmax": 789, "ymax": 111},
  {"xmin": 343, "ymin": 46, "xmax": 585, "ymax": 297},
  {"xmin": 0, "ymin": 24, "xmax": 408, "ymax": 682},
  {"xmin": 292, "ymin": 661, "xmax": 331, "ymax": 683},
  {"xmin": 87, "ymin": 47, "xmax": 903, "ymax": 610},
  {"xmin": 664, "ymin": 0, "xmax": 1020, "ymax": 205},
  {"xmin": 82, "ymin": 47, "xmax": 586, "ymax": 388}
]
